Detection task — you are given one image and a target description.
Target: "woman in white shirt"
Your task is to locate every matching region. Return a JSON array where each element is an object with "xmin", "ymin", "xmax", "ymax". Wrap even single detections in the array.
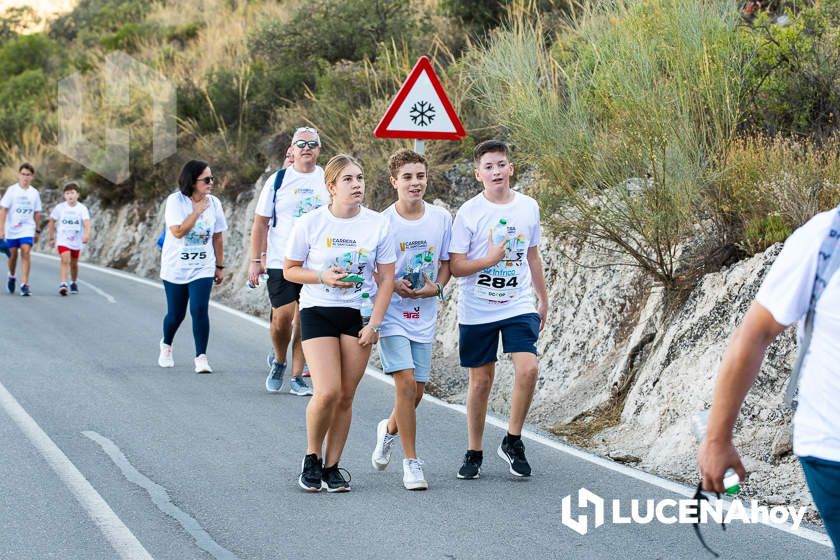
[
  {"xmin": 285, "ymin": 154, "xmax": 396, "ymax": 492},
  {"xmin": 158, "ymin": 160, "xmax": 227, "ymax": 374}
]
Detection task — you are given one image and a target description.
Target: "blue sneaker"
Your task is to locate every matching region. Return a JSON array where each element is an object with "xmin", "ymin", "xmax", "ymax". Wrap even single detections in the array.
[
  {"xmin": 289, "ymin": 376, "xmax": 313, "ymax": 396},
  {"xmin": 265, "ymin": 353, "xmax": 286, "ymax": 392},
  {"xmin": 20, "ymin": 284, "xmax": 30, "ymax": 297},
  {"xmin": 7, "ymin": 274, "xmax": 15, "ymax": 294}
]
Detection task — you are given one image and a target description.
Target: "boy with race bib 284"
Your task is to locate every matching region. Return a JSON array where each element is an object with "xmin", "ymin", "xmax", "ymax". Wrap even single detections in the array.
[{"xmin": 449, "ymin": 140, "xmax": 548, "ymax": 480}]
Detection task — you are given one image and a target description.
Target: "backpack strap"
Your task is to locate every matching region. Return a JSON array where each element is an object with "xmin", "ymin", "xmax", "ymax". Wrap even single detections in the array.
[
  {"xmin": 785, "ymin": 205, "xmax": 840, "ymax": 408},
  {"xmin": 270, "ymin": 168, "xmax": 287, "ymax": 228}
]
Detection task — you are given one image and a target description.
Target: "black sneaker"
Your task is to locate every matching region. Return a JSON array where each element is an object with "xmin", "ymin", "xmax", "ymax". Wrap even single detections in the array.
[
  {"xmin": 497, "ymin": 436, "xmax": 531, "ymax": 477},
  {"xmin": 457, "ymin": 450, "xmax": 483, "ymax": 479},
  {"xmin": 322, "ymin": 463, "xmax": 351, "ymax": 493},
  {"xmin": 298, "ymin": 454, "xmax": 324, "ymax": 492},
  {"xmin": 70, "ymin": 282, "xmax": 79, "ymax": 294}
]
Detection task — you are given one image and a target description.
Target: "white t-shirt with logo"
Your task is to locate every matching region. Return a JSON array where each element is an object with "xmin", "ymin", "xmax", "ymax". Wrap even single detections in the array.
[
  {"xmin": 160, "ymin": 192, "xmax": 227, "ymax": 284},
  {"xmin": 1, "ymin": 183, "xmax": 42, "ymax": 239},
  {"xmin": 286, "ymin": 205, "xmax": 396, "ymax": 309},
  {"xmin": 380, "ymin": 202, "xmax": 452, "ymax": 343},
  {"xmin": 450, "ymin": 191, "xmax": 541, "ymax": 325},
  {"xmin": 755, "ymin": 209, "xmax": 840, "ymax": 462},
  {"xmin": 255, "ymin": 166, "xmax": 329, "ymax": 269},
  {"xmin": 50, "ymin": 202, "xmax": 91, "ymax": 250}
]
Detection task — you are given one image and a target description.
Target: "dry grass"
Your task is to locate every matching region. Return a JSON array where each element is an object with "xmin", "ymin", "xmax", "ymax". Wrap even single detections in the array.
[
  {"xmin": 719, "ymin": 134, "xmax": 840, "ymax": 252},
  {"xmin": 0, "ymin": 128, "xmax": 55, "ymax": 186}
]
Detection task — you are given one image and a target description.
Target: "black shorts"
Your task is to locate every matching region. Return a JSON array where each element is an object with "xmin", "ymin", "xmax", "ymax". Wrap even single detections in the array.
[
  {"xmin": 299, "ymin": 306, "xmax": 364, "ymax": 341},
  {"xmin": 267, "ymin": 268, "xmax": 302, "ymax": 308}
]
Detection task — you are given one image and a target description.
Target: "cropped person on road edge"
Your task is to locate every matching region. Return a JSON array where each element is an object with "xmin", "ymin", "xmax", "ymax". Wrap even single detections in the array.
[
  {"xmin": 48, "ymin": 182, "xmax": 91, "ymax": 296},
  {"xmin": 284, "ymin": 154, "xmax": 396, "ymax": 493},
  {"xmin": 370, "ymin": 148, "xmax": 452, "ymax": 491},
  {"xmin": 158, "ymin": 160, "xmax": 227, "ymax": 374},
  {"xmin": 0, "ymin": 163, "xmax": 42, "ymax": 296},
  {"xmin": 449, "ymin": 140, "xmax": 548, "ymax": 480},
  {"xmin": 248, "ymin": 127, "xmax": 328, "ymax": 396},
  {"xmin": 698, "ymin": 203, "xmax": 840, "ymax": 557}
]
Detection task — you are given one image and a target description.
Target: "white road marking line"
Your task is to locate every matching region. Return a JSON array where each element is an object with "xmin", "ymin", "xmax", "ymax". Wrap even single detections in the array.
[
  {"xmin": 368, "ymin": 364, "xmax": 831, "ymax": 547},
  {"xmin": 32, "ymin": 252, "xmax": 834, "ymax": 548},
  {"xmin": 84, "ymin": 431, "xmax": 239, "ymax": 560},
  {"xmin": 78, "ymin": 280, "xmax": 117, "ymax": 303},
  {"xmin": 0, "ymin": 380, "xmax": 154, "ymax": 560}
]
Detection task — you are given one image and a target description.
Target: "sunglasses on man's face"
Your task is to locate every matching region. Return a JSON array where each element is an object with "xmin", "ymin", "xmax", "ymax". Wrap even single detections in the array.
[
  {"xmin": 197, "ymin": 176, "xmax": 216, "ymax": 185},
  {"xmin": 294, "ymin": 140, "xmax": 320, "ymax": 149}
]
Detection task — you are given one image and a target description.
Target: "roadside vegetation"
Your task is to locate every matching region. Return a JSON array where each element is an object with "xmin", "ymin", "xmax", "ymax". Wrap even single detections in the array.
[{"xmin": 0, "ymin": 0, "xmax": 838, "ymax": 284}]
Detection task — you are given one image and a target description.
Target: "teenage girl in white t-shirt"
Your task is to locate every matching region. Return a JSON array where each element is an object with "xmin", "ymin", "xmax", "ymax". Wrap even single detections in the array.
[
  {"xmin": 285, "ymin": 154, "xmax": 396, "ymax": 492},
  {"xmin": 157, "ymin": 160, "xmax": 227, "ymax": 374}
]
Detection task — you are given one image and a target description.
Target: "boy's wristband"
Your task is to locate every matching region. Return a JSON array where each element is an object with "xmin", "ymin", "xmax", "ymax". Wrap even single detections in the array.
[{"xmin": 318, "ymin": 270, "xmax": 324, "ymax": 284}]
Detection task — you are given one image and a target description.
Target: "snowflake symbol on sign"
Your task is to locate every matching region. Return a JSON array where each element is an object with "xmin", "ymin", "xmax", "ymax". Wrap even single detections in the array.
[{"xmin": 409, "ymin": 101, "xmax": 436, "ymax": 127}]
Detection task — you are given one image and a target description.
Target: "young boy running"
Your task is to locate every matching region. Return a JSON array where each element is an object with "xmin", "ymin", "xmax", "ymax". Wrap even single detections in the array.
[
  {"xmin": 449, "ymin": 140, "xmax": 548, "ymax": 479},
  {"xmin": 370, "ymin": 149, "xmax": 452, "ymax": 490},
  {"xmin": 49, "ymin": 182, "xmax": 91, "ymax": 295},
  {"xmin": 0, "ymin": 163, "xmax": 41, "ymax": 296}
]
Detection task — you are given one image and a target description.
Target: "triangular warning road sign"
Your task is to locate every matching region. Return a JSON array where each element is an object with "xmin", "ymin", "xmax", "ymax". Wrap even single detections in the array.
[{"xmin": 374, "ymin": 56, "xmax": 466, "ymax": 141}]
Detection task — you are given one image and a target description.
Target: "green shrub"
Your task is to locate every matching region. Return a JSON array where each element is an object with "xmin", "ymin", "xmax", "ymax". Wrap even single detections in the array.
[
  {"xmin": 100, "ymin": 22, "xmax": 160, "ymax": 51},
  {"xmin": 743, "ymin": 215, "xmax": 792, "ymax": 254},
  {"xmin": 49, "ymin": 0, "xmax": 152, "ymax": 45},
  {"xmin": 468, "ymin": 0, "xmax": 749, "ymax": 287},
  {"xmin": 720, "ymin": 135, "xmax": 840, "ymax": 253},
  {"xmin": 0, "ymin": 34, "xmax": 60, "ymax": 77},
  {"xmin": 738, "ymin": 2, "xmax": 840, "ymax": 137}
]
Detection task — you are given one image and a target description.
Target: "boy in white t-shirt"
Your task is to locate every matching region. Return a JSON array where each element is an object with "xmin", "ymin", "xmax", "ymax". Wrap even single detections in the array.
[
  {"xmin": 369, "ymin": 149, "xmax": 452, "ymax": 491},
  {"xmin": 0, "ymin": 163, "xmax": 42, "ymax": 296},
  {"xmin": 449, "ymin": 140, "xmax": 548, "ymax": 480},
  {"xmin": 48, "ymin": 182, "xmax": 91, "ymax": 295}
]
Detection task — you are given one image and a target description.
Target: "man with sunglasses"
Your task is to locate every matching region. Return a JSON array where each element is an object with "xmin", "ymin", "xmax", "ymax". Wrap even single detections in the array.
[
  {"xmin": 698, "ymin": 204, "xmax": 840, "ymax": 557},
  {"xmin": 248, "ymin": 127, "xmax": 329, "ymax": 395}
]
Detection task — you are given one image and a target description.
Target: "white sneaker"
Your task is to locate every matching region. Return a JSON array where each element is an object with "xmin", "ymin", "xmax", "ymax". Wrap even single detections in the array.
[
  {"xmin": 371, "ymin": 418, "xmax": 397, "ymax": 471},
  {"xmin": 158, "ymin": 340, "xmax": 174, "ymax": 368},
  {"xmin": 403, "ymin": 458, "xmax": 428, "ymax": 490},
  {"xmin": 194, "ymin": 354, "xmax": 213, "ymax": 373}
]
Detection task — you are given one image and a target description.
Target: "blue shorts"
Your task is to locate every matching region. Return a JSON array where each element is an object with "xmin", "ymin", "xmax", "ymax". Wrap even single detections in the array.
[
  {"xmin": 378, "ymin": 336, "xmax": 432, "ymax": 382},
  {"xmin": 458, "ymin": 312, "xmax": 540, "ymax": 368},
  {"xmin": 5, "ymin": 237, "xmax": 33, "ymax": 248},
  {"xmin": 800, "ymin": 456, "xmax": 840, "ymax": 555}
]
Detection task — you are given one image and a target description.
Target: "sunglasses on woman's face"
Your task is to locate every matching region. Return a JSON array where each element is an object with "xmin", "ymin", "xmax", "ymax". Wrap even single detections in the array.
[
  {"xmin": 294, "ymin": 140, "xmax": 320, "ymax": 149},
  {"xmin": 197, "ymin": 176, "xmax": 216, "ymax": 185}
]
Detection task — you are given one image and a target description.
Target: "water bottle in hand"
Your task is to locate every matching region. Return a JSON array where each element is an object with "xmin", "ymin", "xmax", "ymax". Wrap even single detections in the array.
[
  {"xmin": 692, "ymin": 409, "xmax": 742, "ymax": 495},
  {"xmin": 492, "ymin": 218, "xmax": 509, "ymax": 244},
  {"xmin": 360, "ymin": 292, "xmax": 373, "ymax": 326}
]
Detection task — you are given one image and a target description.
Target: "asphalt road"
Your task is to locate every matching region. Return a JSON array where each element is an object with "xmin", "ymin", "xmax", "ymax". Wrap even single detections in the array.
[{"xmin": 0, "ymin": 255, "xmax": 834, "ymax": 559}]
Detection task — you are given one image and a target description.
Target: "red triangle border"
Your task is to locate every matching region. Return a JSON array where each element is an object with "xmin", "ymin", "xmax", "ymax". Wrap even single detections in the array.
[{"xmin": 374, "ymin": 56, "xmax": 467, "ymax": 141}]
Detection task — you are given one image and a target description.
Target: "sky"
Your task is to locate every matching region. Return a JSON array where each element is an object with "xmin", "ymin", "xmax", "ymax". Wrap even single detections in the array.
[
  {"xmin": 1, "ymin": 0, "xmax": 77, "ymax": 17},
  {"xmin": 1, "ymin": 0, "xmax": 77, "ymax": 32}
]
